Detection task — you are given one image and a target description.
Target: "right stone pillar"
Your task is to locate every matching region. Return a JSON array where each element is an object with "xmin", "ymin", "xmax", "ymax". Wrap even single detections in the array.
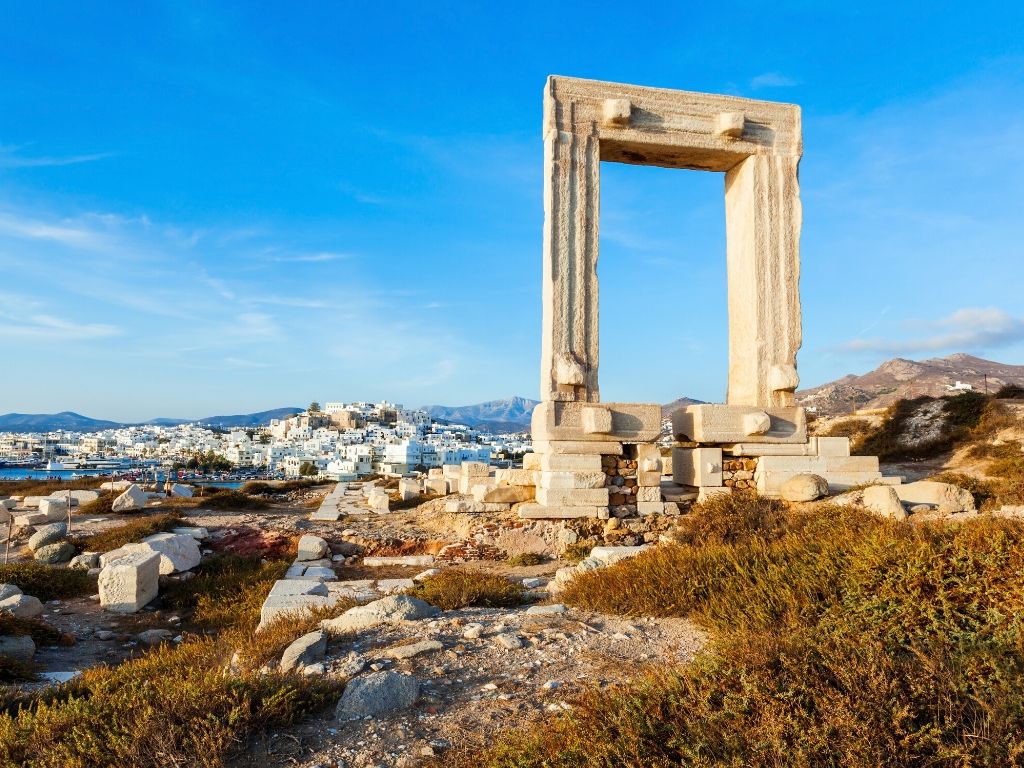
[{"xmin": 724, "ymin": 153, "xmax": 803, "ymax": 409}]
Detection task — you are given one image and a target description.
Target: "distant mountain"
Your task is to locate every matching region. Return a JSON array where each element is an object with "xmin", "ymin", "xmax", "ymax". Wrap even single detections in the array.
[
  {"xmin": 187, "ymin": 407, "xmax": 303, "ymax": 428},
  {"xmin": 424, "ymin": 397, "xmax": 539, "ymax": 432},
  {"xmin": 797, "ymin": 353, "xmax": 1024, "ymax": 416},
  {"xmin": 661, "ymin": 396, "xmax": 707, "ymax": 418},
  {"xmin": 0, "ymin": 407, "xmax": 303, "ymax": 432},
  {"xmin": 0, "ymin": 411, "xmax": 123, "ymax": 432}
]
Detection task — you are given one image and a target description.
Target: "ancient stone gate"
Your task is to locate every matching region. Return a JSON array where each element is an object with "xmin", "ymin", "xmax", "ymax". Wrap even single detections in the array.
[{"xmin": 516, "ymin": 76, "xmax": 890, "ymax": 519}]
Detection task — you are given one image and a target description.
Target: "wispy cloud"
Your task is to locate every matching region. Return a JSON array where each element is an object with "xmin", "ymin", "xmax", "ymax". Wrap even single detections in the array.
[
  {"xmin": 270, "ymin": 251, "xmax": 354, "ymax": 263},
  {"xmin": 0, "ymin": 144, "xmax": 114, "ymax": 169},
  {"xmin": 840, "ymin": 307, "xmax": 1024, "ymax": 355},
  {"xmin": 0, "ymin": 212, "xmax": 118, "ymax": 252},
  {"xmin": 0, "ymin": 314, "xmax": 122, "ymax": 340},
  {"xmin": 750, "ymin": 72, "xmax": 798, "ymax": 89},
  {"xmin": 248, "ymin": 295, "xmax": 327, "ymax": 309}
]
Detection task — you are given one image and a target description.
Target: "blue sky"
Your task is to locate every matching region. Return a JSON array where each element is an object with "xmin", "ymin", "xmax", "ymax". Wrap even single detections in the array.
[{"xmin": 1, "ymin": 2, "xmax": 1022, "ymax": 421}]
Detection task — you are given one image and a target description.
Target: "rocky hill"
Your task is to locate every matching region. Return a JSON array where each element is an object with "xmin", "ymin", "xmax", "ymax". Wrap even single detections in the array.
[
  {"xmin": 423, "ymin": 397, "xmax": 539, "ymax": 432},
  {"xmin": 797, "ymin": 353, "xmax": 1024, "ymax": 416}
]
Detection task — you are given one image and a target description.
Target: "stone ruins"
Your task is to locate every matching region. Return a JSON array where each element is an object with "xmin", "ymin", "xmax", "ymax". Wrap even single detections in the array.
[{"xmin": 489, "ymin": 76, "xmax": 897, "ymax": 520}]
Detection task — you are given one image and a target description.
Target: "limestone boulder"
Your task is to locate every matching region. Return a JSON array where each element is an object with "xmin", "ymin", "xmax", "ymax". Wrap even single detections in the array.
[
  {"xmin": 863, "ymin": 485, "xmax": 908, "ymax": 521},
  {"xmin": 893, "ymin": 481, "xmax": 975, "ymax": 514},
  {"xmin": 169, "ymin": 484, "xmax": 194, "ymax": 498},
  {"xmin": 126, "ymin": 533, "xmax": 202, "ymax": 574},
  {"xmin": 280, "ymin": 629, "xmax": 328, "ymax": 672},
  {"xmin": 0, "ymin": 635, "xmax": 35, "ymax": 664},
  {"xmin": 0, "ymin": 584, "xmax": 21, "ymax": 602},
  {"xmin": 0, "ymin": 593, "xmax": 43, "ymax": 619},
  {"xmin": 34, "ymin": 541, "xmax": 75, "ymax": 564},
  {"xmin": 98, "ymin": 550, "xmax": 160, "ymax": 613},
  {"xmin": 69, "ymin": 552, "xmax": 100, "ymax": 571},
  {"xmin": 320, "ymin": 594, "xmax": 439, "ymax": 635},
  {"xmin": 37, "ymin": 498, "xmax": 68, "ymax": 522},
  {"xmin": 100, "ymin": 480, "xmax": 131, "ymax": 492},
  {"xmin": 112, "ymin": 484, "xmax": 148, "ymax": 513},
  {"xmin": 296, "ymin": 535, "xmax": 329, "ymax": 562},
  {"xmin": 336, "ymin": 671, "xmax": 419, "ymax": 718},
  {"xmin": 28, "ymin": 522, "xmax": 67, "ymax": 552},
  {"xmin": 780, "ymin": 473, "xmax": 829, "ymax": 502}
]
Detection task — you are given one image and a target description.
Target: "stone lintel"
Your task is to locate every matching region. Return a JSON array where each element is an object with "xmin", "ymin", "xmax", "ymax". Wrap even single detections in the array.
[
  {"xmin": 532, "ymin": 401, "xmax": 661, "ymax": 443},
  {"xmin": 672, "ymin": 405, "xmax": 807, "ymax": 444}
]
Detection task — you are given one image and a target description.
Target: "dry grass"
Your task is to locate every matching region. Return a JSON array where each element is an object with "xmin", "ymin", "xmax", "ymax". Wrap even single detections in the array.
[
  {"xmin": 240, "ymin": 479, "xmax": 330, "ymax": 496},
  {"xmin": 0, "ymin": 562, "xmax": 92, "ymax": 602},
  {"xmin": 0, "ymin": 553, "xmax": 352, "ymax": 767},
  {"xmin": 197, "ymin": 490, "xmax": 267, "ymax": 510},
  {"xmin": 820, "ymin": 417, "xmax": 873, "ymax": 440},
  {"xmin": 0, "ymin": 614, "xmax": 72, "ymax": 647},
  {"xmin": 449, "ymin": 494, "xmax": 1024, "ymax": 767},
  {"xmin": 0, "ymin": 477, "xmax": 106, "ymax": 497},
  {"xmin": 410, "ymin": 570, "xmax": 525, "ymax": 611},
  {"xmin": 506, "ymin": 552, "xmax": 547, "ymax": 567},
  {"xmin": 72, "ymin": 513, "xmax": 185, "ymax": 553}
]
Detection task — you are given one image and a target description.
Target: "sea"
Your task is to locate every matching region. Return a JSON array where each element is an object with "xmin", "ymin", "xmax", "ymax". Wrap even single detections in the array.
[{"xmin": 0, "ymin": 468, "xmax": 242, "ymax": 488}]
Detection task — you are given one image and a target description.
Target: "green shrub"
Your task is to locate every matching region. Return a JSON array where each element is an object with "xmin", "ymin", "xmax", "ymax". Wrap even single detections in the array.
[
  {"xmin": 410, "ymin": 570, "xmax": 525, "ymax": 611},
  {"xmin": 996, "ymin": 383, "xmax": 1024, "ymax": 399},
  {"xmin": 0, "ymin": 563, "xmax": 92, "ymax": 601},
  {"xmin": 73, "ymin": 514, "xmax": 185, "ymax": 553},
  {"xmin": 855, "ymin": 392, "xmax": 999, "ymax": 461}
]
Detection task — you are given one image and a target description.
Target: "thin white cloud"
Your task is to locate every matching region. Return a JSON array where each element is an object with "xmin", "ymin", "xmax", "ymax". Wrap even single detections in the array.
[
  {"xmin": 0, "ymin": 314, "xmax": 121, "ymax": 340},
  {"xmin": 271, "ymin": 251, "xmax": 354, "ymax": 263},
  {"xmin": 750, "ymin": 72, "xmax": 798, "ymax": 89},
  {"xmin": 248, "ymin": 295, "xmax": 328, "ymax": 309},
  {"xmin": 840, "ymin": 307, "xmax": 1024, "ymax": 354},
  {"xmin": 0, "ymin": 212, "xmax": 117, "ymax": 251},
  {"xmin": 0, "ymin": 144, "xmax": 114, "ymax": 169}
]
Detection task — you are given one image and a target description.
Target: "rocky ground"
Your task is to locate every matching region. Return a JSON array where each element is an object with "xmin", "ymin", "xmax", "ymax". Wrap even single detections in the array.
[{"xmin": 235, "ymin": 605, "xmax": 703, "ymax": 768}]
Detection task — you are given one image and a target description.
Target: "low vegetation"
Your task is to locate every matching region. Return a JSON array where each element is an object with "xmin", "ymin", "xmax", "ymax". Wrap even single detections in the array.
[
  {"xmin": 451, "ymin": 493, "xmax": 1024, "ymax": 767},
  {"xmin": 411, "ymin": 570, "xmax": 525, "ymax": 611},
  {"xmin": 240, "ymin": 479, "xmax": 329, "ymax": 496},
  {"xmin": 78, "ymin": 492, "xmax": 115, "ymax": 516},
  {"xmin": 0, "ymin": 563, "xmax": 92, "ymax": 601},
  {"xmin": 389, "ymin": 492, "xmax": 441, "ymax": 511},
  {"xmin": 0, "ymin": 637, "xmax": 338, "ymax": 767},
  {"xmin": 196, "ymin": 489, "xmax": 267, "ymax": 510},
  {"xmin": 162, "ymin": 554, "xmax": 288, "ymax": 631},
  {"xmin": 73, "ymin": 513, "xmax": 185, "ymax": 553},
  {"xmin": 0, "ymin": 553, "xmax": 351, "ymax": 767},
  {"xmin": 0, "ymin": 615, "xmax": 71, "ymax": 648},
  {"xmin": 506, "ymin": 552, "xmax": 546, "ymax": 567},
  {"xmin": 853, "ymin": 391, "xmax": 1015, "ymax": 461},
  {"xmin": 0, "ymin": 477, "xmax": 105, "ymax": 497}
]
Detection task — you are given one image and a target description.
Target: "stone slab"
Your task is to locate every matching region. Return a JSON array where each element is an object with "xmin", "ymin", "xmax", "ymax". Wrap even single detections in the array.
[
  {"xmin": 536, "ymin": 471, "xmax": 607, "ymax": 490},
  {"xmin": 532, "ymin": 401, "xmax": 661, "ymax": 443},
  {"xmin": 672, "ymin": 405, "xmax": 807, "ymax": 444},
  {"xmin": 532, "ymin": 440, "xmax": 623, "ymax": 455},
  {"xmin": 536, "ymin": 487, "xmax": 609, "ymax": 507},
  {"xmin": 518, "ymin": 504, "xmax": 605, "ymax": 519},
  {"xmin": 672, "ymin": 447, "xmax": 724, "ymax": 487},
  {"xmin": 539, "ymin": 453, "xmax": 604, "ymax": 472}
]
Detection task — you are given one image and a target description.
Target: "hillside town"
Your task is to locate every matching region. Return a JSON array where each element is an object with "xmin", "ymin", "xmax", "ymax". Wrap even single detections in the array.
[{"xmin": 0, "ymin": 401, "xmax": 523, "ymax": 479}]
